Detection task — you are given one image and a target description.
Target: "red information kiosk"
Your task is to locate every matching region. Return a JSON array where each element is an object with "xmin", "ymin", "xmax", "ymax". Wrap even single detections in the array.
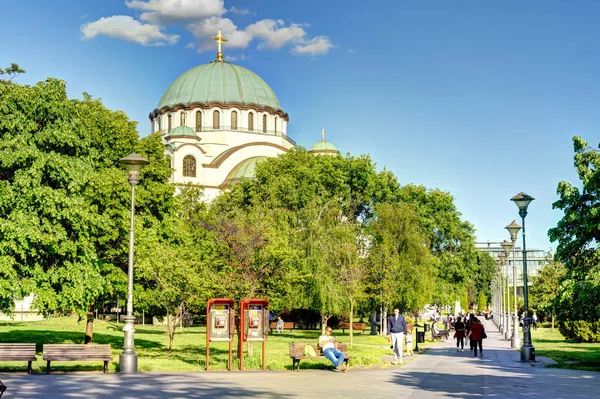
[
  {"xmin": 206, "ymin": 298, "xmax": 235, "ymax": 371},
  {"xmin": 239, "ymin": 299, "xmax": 269, "ymax": 370}
]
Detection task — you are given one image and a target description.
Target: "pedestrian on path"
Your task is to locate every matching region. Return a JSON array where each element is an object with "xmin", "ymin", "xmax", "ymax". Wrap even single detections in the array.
[
  {"xmin": 387, "ymin": 308, "xmax": 408, "ymax": 365},
  {"xmin": 466, "ymin": 317, "xmax": 485, "ymax": 358},
  {"xmin": 454, "ymin": 316, "xmax": 466, "ymax": 351}
]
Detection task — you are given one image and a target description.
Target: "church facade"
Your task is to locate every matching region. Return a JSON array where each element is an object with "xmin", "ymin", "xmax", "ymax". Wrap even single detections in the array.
[{"xmin": 149, "ymin": 30, "xmax": 338, "ymax": 200}]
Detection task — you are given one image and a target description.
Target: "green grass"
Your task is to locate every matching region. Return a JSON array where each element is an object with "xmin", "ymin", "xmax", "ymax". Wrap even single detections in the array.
[
  {"xmin": 532, "ymin": 324, "xmax": 600, "ymax": 372},
  {"xmin": 0, "ymin": 317, "xmax": 438, "ymax": 373}
]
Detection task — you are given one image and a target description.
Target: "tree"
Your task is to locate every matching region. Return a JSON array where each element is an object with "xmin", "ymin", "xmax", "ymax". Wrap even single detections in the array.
[
  {"xmin": 0, "ymin": 63, "xmax": 25, "ymax": 82},
  {"xmin": 0, "ymin": 73, "xmax": 173, "ymax": 343},
  {"xmin": 549, "ymin": 137, "xmax": 600, "ymax": 341},
  {"xmin": 530, "ymin": 260, "xmax": 566, "ymax": 331}
]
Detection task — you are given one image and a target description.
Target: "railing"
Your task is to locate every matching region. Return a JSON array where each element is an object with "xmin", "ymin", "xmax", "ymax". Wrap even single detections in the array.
[{"xmin": 165, "ymin": 125, "xmax": 296, "ymax": 146}]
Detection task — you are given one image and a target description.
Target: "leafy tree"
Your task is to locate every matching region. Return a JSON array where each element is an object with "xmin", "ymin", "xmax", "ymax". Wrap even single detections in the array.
[
  {"xmin": 476, "ymin": 291, "xmax": 487, "ymax": 312},
  {"xmin": 0, "ymin": 73, "xmax": 173, "ymax": 343},
  {"xmin": 0, "ymin": 63, "xmax": 25, "ymax": 82},
  {"xmin": 530, "ymin": 260, "xmax": 566, "ymax": 331}
]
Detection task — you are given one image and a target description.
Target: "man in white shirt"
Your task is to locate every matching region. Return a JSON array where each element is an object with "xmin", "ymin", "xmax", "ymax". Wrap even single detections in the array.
[{"xmin": 319, "ymin": 327, "xmax": 346, "ymax": 371}]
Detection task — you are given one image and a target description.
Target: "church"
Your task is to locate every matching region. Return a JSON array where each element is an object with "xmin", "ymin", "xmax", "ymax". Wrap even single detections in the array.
[{"xmin": 148, "ymin": 30, "xmax": 339, "ymax": 201}]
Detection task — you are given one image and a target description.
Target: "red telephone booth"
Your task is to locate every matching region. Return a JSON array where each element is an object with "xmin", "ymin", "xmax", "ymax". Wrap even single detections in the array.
[
  {"xmin": 239, "ymin": 299, "xmax": 269, "ymax": 370},
  {"xmin": 206, "ymin": 298, "xmax": 235, "ymax": 371}
]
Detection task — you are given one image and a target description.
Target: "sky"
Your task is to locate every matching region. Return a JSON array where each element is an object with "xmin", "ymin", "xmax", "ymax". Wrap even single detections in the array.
[{"xmin": 2, "ymin": 0, "xmax": 599, "ymax": 252}]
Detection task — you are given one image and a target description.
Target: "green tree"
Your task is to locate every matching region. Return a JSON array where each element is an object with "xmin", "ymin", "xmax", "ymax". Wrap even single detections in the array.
[
  {"xmin": 530, "ymin": 260, "xmax": 566, "ymax": 331},
  {"xmin": 0, "ymin": 63, "xmax": 25, "ymax": 82}
]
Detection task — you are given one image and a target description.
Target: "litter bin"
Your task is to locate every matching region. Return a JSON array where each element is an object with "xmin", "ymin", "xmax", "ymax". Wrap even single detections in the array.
[
  {"xmin": 424, "ymin": 323, "xmax": 430, "ymax": 332},
  {"xmin": 416, "ymin": 331, "xmax": 425, "ymax": 343}
]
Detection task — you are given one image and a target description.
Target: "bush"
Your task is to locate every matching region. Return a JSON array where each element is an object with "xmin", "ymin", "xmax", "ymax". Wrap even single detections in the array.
[{"xmin": 559, "ymin": 320, "xmax": 600, "ymax": 343}]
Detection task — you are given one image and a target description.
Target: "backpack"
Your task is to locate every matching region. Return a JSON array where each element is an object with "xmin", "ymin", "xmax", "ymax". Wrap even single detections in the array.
[{"xmin": 303, "ymin": 345, "xmax": 317, "ymax": 356}]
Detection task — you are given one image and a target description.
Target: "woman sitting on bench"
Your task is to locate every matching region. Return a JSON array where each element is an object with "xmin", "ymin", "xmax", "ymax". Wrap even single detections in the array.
[{"xmin": 432, "ymin": 321, "xmax": 450, "ymax": 340}]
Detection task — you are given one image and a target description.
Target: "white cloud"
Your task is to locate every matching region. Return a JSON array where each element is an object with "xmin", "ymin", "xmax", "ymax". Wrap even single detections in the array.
[
  {"xmin": 229, "ymin": 6, "xmax": 254, "ymax": 16},
  {"xmin": 225, "ymin": 54, "xmax": 250, "ymax": 61},
  {"xmin": 348, "ymin": 48, "xmax": 355, "ymax": 54},
  {"xmin": 245, "ymin": 19, "xmax": 306, "ymax": 50},
  {"xmin": 187, "ymin": 17, "xmax": 252, "ymax": 52},
  {"xmin": 185, "ymin": 42, "xmax": 196, "ymax": 49},
  {"xmin": 291, "ymin": 36, "xmax": 334, "ymax": 56},
  {"xmin": 81, "ymin": 15, "xmax": 179, "ymax": 46},
  {"xmin": 126, "ymin": 0, "xmax": 226, "ymax": 24}
]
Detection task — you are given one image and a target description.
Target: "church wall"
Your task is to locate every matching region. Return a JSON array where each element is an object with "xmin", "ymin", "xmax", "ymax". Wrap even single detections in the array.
[{"xmin": 171, "ymin": 142, "xmax": 206, "ymax": 185}]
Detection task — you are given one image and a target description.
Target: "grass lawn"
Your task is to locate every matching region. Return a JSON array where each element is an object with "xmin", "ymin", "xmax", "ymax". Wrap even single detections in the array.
[
  {"xmin": 532, "ymin": 324, "xmax": 600, "ymax": 372},
  {"xmin": 0, "ymin": 317, "xmax": 439, "ymax": 373}
]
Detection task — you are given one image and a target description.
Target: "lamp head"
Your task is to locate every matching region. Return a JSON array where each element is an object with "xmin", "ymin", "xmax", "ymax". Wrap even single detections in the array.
[
  {"xmin": 498, "ymin": 252, "xmax": 507, "ymax": 263},
  {"xmin": 119, "ymin": 153, "xmax": 149, "ymax": 185},
  {"xmin": 505, "ymin": 219, "xmax": 521, "ymax": 242},
  {"xmin": 511, "ymin": 192, "xmax": 535, "ymax": 218},
  {"xmin": 500, "ymin": 240, "xmax": 513, "ymax": 256}
]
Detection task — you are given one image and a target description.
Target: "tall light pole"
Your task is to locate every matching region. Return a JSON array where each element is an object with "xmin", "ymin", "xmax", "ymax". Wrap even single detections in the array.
[
  {"xmin": 497, "ymin": 253, "xmax": 507, "ymax": 333},
  {"xmin": 119, "ymin": 153, "xmax": 149, "ymax": 374},
  {"xmin": 506, "ymin": 220, "xmax": 522, "ymax": 349},
  {"xmin": 500, "ymin": 240, "xmax": 513, "ymax": 340},
  {"xmin": 511, "ymin": 192, "xmax": 535, "ymax": 362}
]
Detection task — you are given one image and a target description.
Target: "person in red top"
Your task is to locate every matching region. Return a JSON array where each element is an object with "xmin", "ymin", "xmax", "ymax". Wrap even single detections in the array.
[{"xmin": 466, "ymin": 317, "xmax": 485, "ymax": 357}]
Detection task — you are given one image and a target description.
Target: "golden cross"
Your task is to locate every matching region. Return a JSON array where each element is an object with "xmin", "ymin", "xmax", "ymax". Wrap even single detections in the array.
[
  {"xmin": 212, "ymin": 29, "xmax": 228, "ymax": 61},
  {"xmin": 321, "ymin": 129, "xmax": 326, "ymax": 141}
]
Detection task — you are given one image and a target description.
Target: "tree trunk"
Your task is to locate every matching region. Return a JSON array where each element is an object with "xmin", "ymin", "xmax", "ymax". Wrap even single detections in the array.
[
  {"xmin": 349, "ymin": 300, "xmax": 354, "ymax": 347},
  {"xmin": 320, "ymin": 312, "xmax": 331, "ymax": 334},
  {"xmin": 382, "ymin": 306, "xmax": 388, "ymax": 336},
  {"xmin": 167, "ymin": 311, "xmax": 176, "ymax": 356},
  {"xmin": 84, "ymin": 305, "xmax": 94, "ymax": 344},
  {"xmin": 236, "ymin": 313, "xmax": 242, "ymax": 359}
]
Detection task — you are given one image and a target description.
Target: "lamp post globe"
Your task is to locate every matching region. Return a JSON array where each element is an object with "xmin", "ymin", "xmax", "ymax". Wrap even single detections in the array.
[
  {"xmin": 500, "ymin": 240, "xmax": 513, "ymax": 340},
  {"xmin": 505, "ymin": 220, "xmax": 522, "ymax": 349},
  {"xmin": 119, "ymin": 153, "xmax": 149, "ymax": 373},
  {"xmin": 511, "ymin": 192, "xmax": 535, "ymax": 361}
]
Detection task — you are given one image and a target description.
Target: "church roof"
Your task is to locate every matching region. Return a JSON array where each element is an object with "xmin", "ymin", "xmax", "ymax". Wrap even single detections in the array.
[
  {"xmin": 224, "ymin": 156, "xmax": 267, "ymax": 185},
  {"xmin": 158, "ymin": 61, "xmax": 281, "ymax": 111},
  {"xmin": 166, "ymin": 126, "xmax": 198, "ymax": 138},
  {"xmin": 309, "ymin": 129, "xmax": 339, "ymax": 154}
]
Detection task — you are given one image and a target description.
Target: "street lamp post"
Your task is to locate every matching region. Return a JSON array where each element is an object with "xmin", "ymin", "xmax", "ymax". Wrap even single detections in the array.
[
  {"xmin": 511, "ymin": 192, "xmax": 535, "ymax": 362},
  {"xmin": 119, "ymin": 153, "xmax": 149, "ymax": 374},
  {"xmin": 497, "ymin": 253, "xmax": 507, "ymax": 334},
  {"xmin": 500, "ymin": 240, "xmax": 513, "ymax": 340},
  {"xmin": 506, "ymin": 220, "xmax": 522, "ymax": 349}
]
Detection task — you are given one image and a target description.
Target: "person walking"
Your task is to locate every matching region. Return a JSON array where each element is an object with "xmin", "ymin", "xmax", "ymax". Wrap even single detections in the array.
[
  {"xmin": 466, "ymin": 317, "xmax": 485, "ymax": 358},
  {"xmin": 387, "ymin": 308, "xmax": 408, "ymax": 365},
  {"xmin": 532, "ymin": 311, "xmax": 538, "ymax": 331},
  {"xmin": 466, "ymin": 313, "xmax": 475, "ymax": 352},
  {"xmin": 454, "ymin": 316, "xmax": 466, "ymax": 351}
]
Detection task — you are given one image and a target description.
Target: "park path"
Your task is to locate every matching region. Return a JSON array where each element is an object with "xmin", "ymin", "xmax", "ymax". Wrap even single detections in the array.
[{"xmin": 1, "ymin": 320, "xmax": 598, "ymax": 398}]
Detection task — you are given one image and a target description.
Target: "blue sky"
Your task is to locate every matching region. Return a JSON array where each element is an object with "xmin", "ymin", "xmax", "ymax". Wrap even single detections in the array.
[{"xmin": 2, "ymin": 0, "xmax": 599, "ymax": 252}]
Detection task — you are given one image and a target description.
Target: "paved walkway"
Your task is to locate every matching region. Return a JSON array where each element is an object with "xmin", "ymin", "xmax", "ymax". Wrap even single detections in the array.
[{"xmin": 1, "ymin": 321, "xmax": 598, "ymax": 398}]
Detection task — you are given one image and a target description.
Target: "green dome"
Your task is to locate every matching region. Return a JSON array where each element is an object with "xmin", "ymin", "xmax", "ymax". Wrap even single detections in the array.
[
  {"xmin": 158, "ymin": 61, "xmax": 281, "ymax": 110},
  {"xmin": 310, "ymin": 140, "xmax": 339, "ymax": 153},
  {"xmin": 167, "ymin": 126, "xmax": 197, "ymax": 137},
  {"xmin": 225, "ymin": 156, "xmax": 267, "ymax": 184}
]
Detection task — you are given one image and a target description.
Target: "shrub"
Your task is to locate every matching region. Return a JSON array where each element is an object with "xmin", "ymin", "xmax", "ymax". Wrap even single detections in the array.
[{"xmin": 559, "ymin": 320, "xmax": 600, "ymax": 343}]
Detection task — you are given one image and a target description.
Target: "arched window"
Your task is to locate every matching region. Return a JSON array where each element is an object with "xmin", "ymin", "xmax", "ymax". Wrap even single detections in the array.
[
  {"xmin": 183, "ymin": 155, "xmax": 196, "ymax": 177},
  {"xmin": 248, "ymin": 112, "xmax": 254, "ymax": 131},
  {"xmin": 195, "ymin": 111, "xmax": 202, "ymax": 132},
  {"xmin": 231, "ymin": 110, "xmax": 238, "ymax": 130},
  {"xmin": 168, "ymin": 114, "xmax": 172, "ymax": 131},
  {"xmin": 213, "ymin": 110, "xmax": 220, "ymax": 129},
  {"xmin": 274, "ymin": 117, "xmax": 278, "ymax": 133},
  {"xmin": 180, "ymin": 112, "xmax": 186, "ymax": 127},
  {"xmin": 262, "ymin": 114, "xmax": 267, "ymax": 133}
]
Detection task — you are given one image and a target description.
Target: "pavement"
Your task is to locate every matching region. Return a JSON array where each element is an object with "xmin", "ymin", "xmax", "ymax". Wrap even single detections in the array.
[{"xmin": 0, "ymin": 320, "xmax": 598, "ymax": 398}]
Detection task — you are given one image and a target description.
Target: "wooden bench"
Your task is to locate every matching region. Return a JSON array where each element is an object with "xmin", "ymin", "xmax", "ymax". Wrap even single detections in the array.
[
  {"xmin": 339, "ymin": 322, "xmax": 367, "ymax": 334},
  {"xmin": 43, "ymin": 344, "xmax": 112, "ymax": 373},
  {"xmin": 0, "ymin": 343, "xmax": 37, "ymax": 374},
  {"xmin": 288, "ymin": 342, "xmax": 351, "ymax": 371},
  {"xmin": 270, "ymin": 321, "xmax": 295, "ymax": 331}
]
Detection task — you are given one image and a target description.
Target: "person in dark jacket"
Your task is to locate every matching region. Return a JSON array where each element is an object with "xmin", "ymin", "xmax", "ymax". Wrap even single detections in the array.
[
  {"xmin": 454, "ymin": 316, "xmax": 466, "ymax": 351},
  {"xmin": 387, "ymin": 308, "xmax": 408, "ymax": 365},
  {"xmin": 467, "ymin": 317, "xmax": 485, "ymax": 357}
]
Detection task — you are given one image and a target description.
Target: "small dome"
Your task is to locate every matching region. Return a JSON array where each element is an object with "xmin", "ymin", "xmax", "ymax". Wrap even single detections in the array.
[
  {"xmin": 167, "ymin": 126, "xmax": 198, "ymax": 138},
  {"xmin": 224, "ymin": 156, "xmax": 267, "ymax": 185},
  {"xmin": 309, "ymin": 129, "xmax": 339, "ymax": 155},
  {"xmin": 158, "ymin": 61, "xmax": 281, "ymax": 111}
]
